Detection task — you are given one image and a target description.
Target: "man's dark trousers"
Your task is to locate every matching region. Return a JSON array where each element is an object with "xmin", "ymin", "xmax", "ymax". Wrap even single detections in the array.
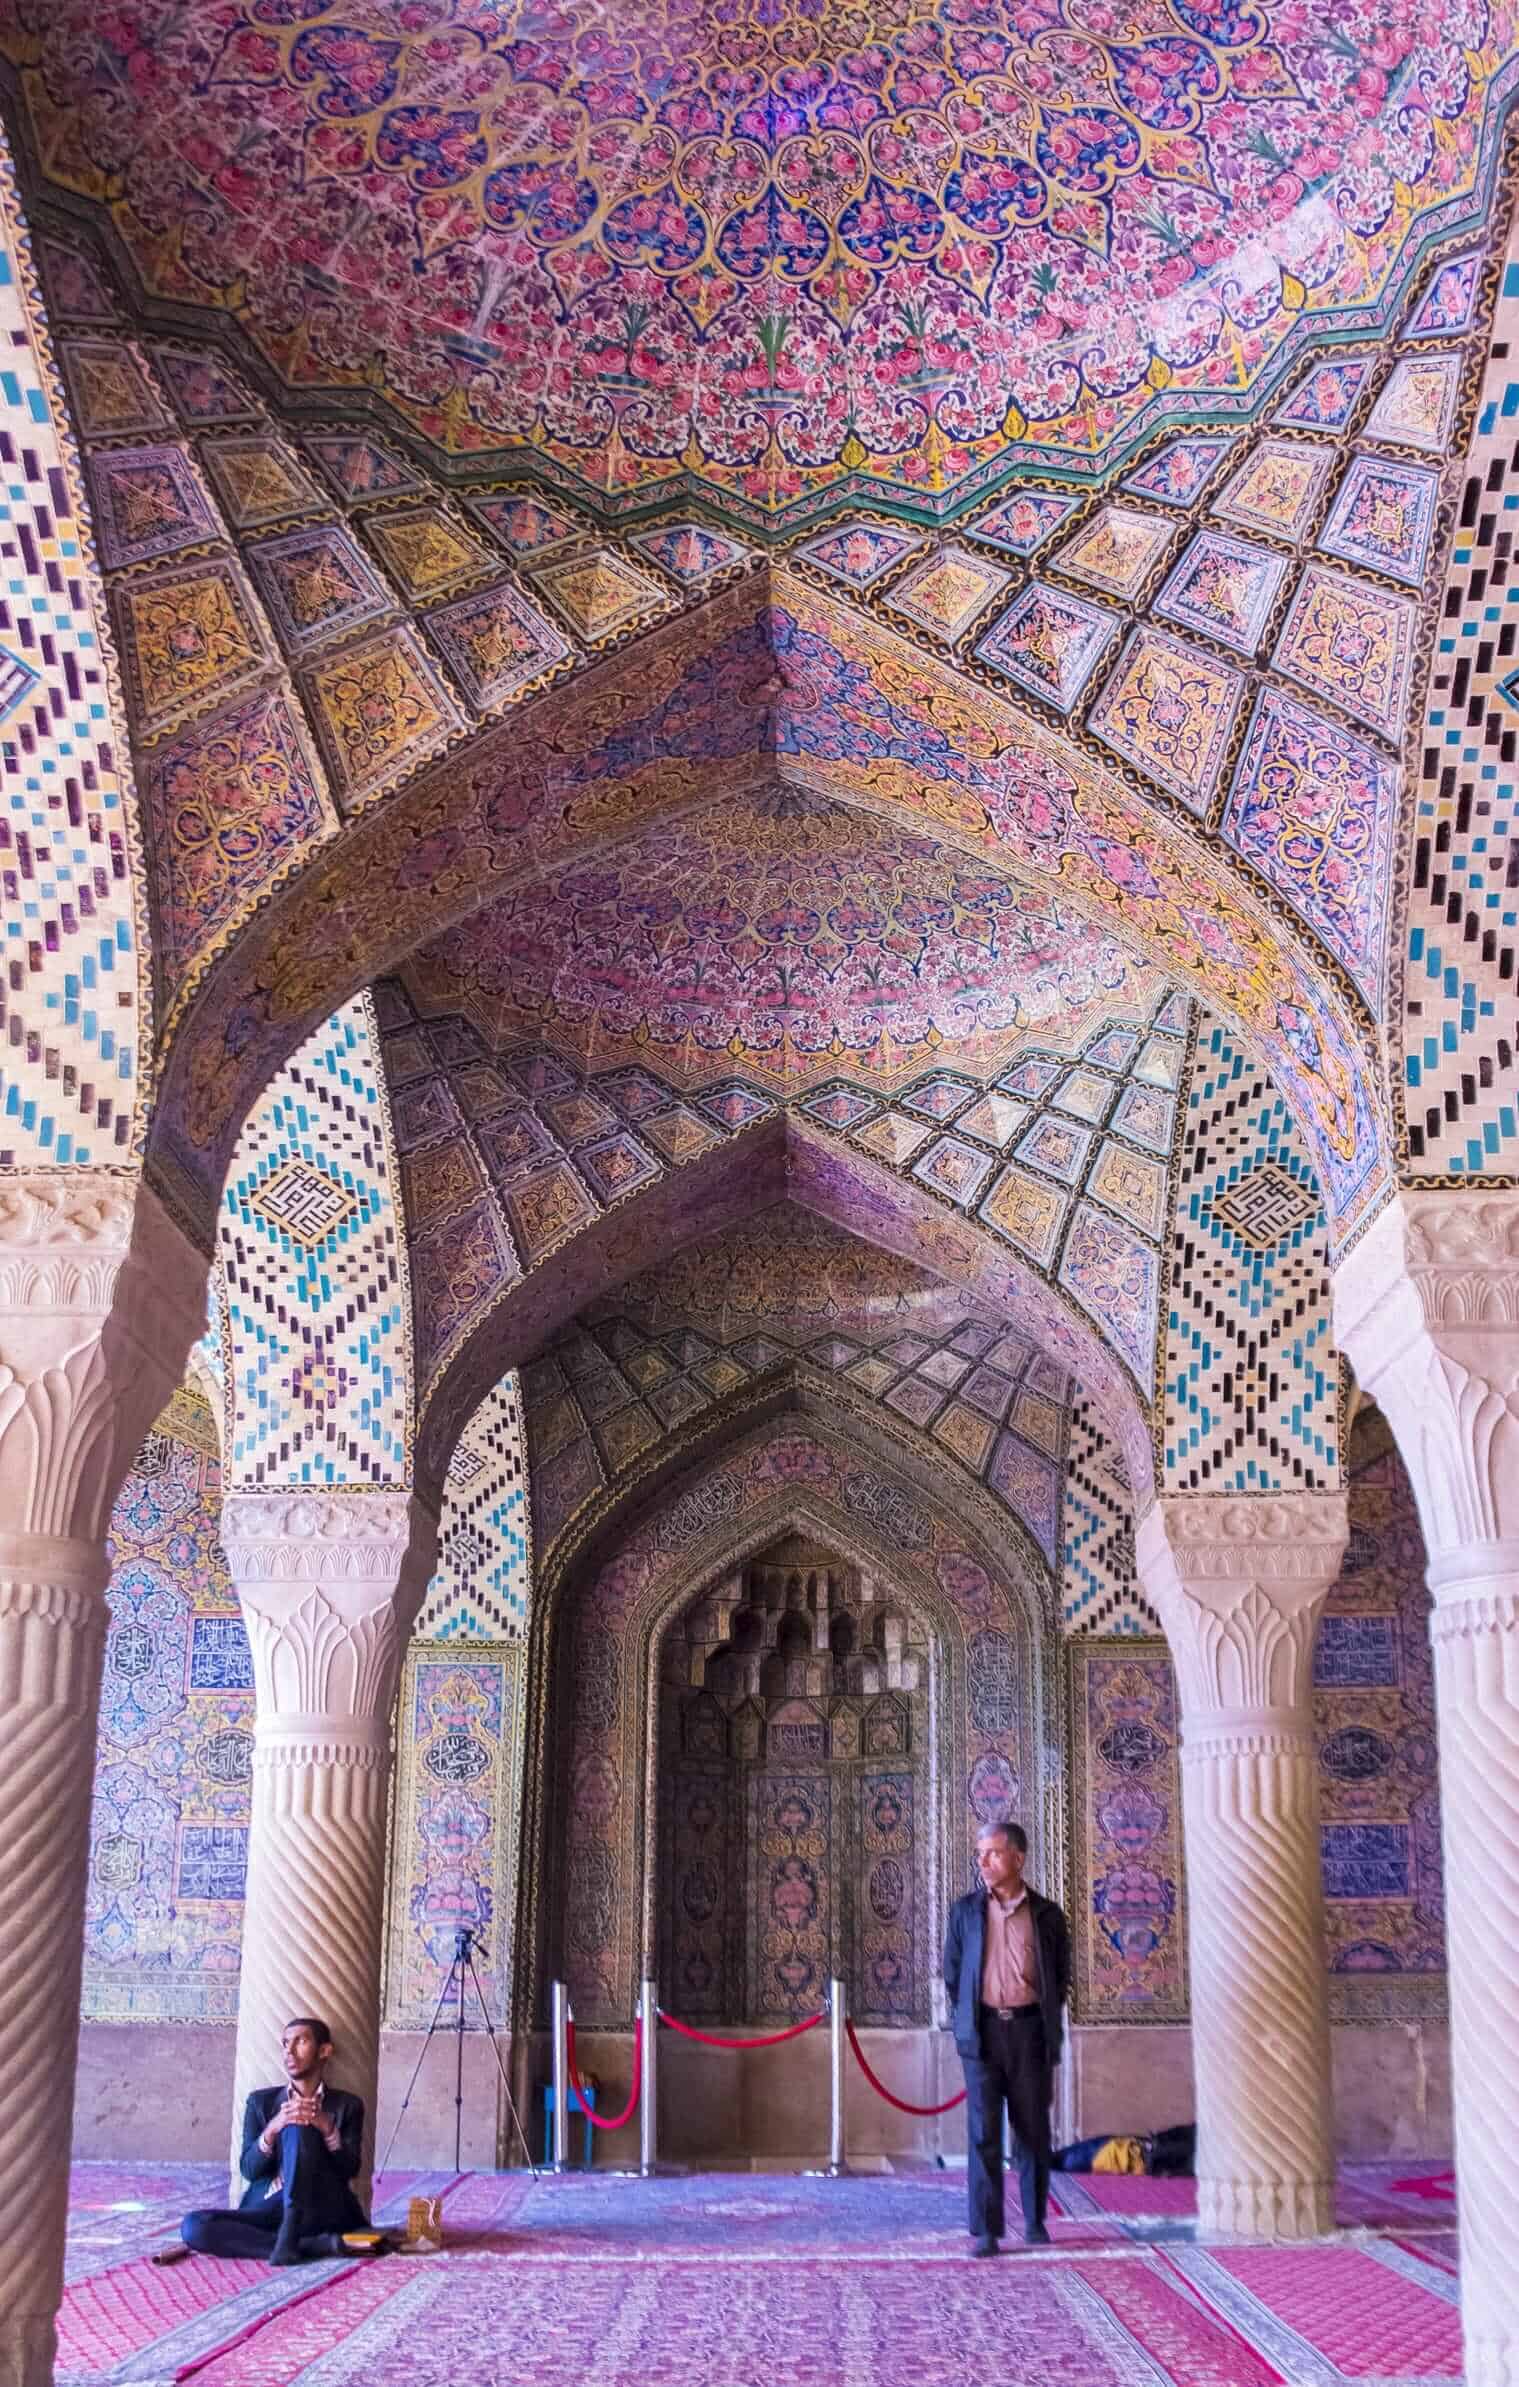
[
  {"xmin": 962, "ymin": 2007, "xmax": 1053, "ymax": 2240},
  {"xmin": 182, "ymin": 2126, "xmax": 363, "ymax": 2260}
]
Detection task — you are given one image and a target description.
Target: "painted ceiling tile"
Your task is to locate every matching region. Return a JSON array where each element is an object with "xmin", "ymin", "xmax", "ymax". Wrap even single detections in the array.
[
  {"xmin": 1088, "ymin": 1140, "xmax": 1168, "ymax": 1239},
  {"xmin": 37, "ymin": 236, "xmax": 118, "ymax": 324},
  {"xmin": 628, "ymin": 521, "xmax": 751, "ymax": 585},
  {"xmin": 152, "ymin": 346, "xmax": 259, "ymax": 426},
  {"xmin": 1317, "ymin": 456, "xmax": 1440, "ymax": 587},
  {"xmin": 1051, "ymin": 1068, "xmax": 1116, "ymax": 1125},
  {"xmin": 1053, "ymin": 505, "xmax": 1173, "ymax": 597},
  {"xmin": 974, "ymin": 581, "xmax": 1119, "ymax": 714},
  {"xmin": 1222, "ymin": 686, "xmax": 1399, "ymax": 999},
  {"xmin": 956, "ymin": 1092, "xmax": 1029, "ymax": 1149},
  {"xmin": 1120, "ymin": 437, "xmax": 1232, "ymax": 508},
  {"xmin": 1405, "ymin": 250, "xmax": 1482, "ymax": 339},
  {"xmin": 302, "ymin": 623, "xmax": 463, "ymax": 814},
  {"xmin": 999, "ymin": 1058, "xmax": 1062, "ymax": 1097},
  {"xmin": 966, "ymin": 490, "xmax": 1081, "ymax": 558},
  {"xmin": 1014, "ymin": 1113, "xmax": 1094, "ymax": 1187},
  {"xmin": 979, "ymin": 1166, "xmax": 1069, "ymax": 1268},
  {"xmin": 424, "ymin": 578, "xmax": 574, "ymax": 713},
  {"xmin": 468, "ymin": 491, "xmax": 584, "ymax": 558},
  {"xmin": 958, "ymin": 1362, "xmax": 1014, "ymax": 1422},
  {"xmin": 1365, "ymin": 353, "xmax": 1463, "ymax": 454},
  {"xmin": 1271, "ymin": 564, "xmax": 1418, "ymax": 738},
  {"xmin": 532, "ymin": 548, "xmax": 672, "ymax": 641},
  {"xmin": 852, "ymin": 1112, "xmax": 933, "ymax": 1166},
  {"xmin": 576, "ymin": 1129, "xmax": 661, "ymax": 1204},
  {"xmin": 1058, "ymin": 1202, "xmax": 1160, "ymax": 1388},
  {"xmin": 366, "ymin": 504, "xmax": 498, "ymax": 601},
  {"xmin": 643, "ymin": 1104, "xmax": 722, "ymax": 1160},
  {"xmin": 112, "ymin": 557, "xmax": 269, "ymax": 741},
  {"xmin": 87, "ymin": 443, "xmax": 220, "ymax": 571},
  {"xmin": 504, "ymin": 1160, "xmax": 600, "ymax": 1264},
  {"xmin": 1088, "ymin": 626, "xmax": 1244, "ymax": 814},
  {"xmin": 910, "ymin": 1134, "xmax": 996, "ymax": 1207},
  {"xmin": 792, "ymin": 522, "xmax": 924, "ymax": 589},
  {"xmin": 201, "ymin": 435, "xmax": 324, "ymax": 531},
  {"xmin": 1153, "ymin": 530, "xmax": 1289, "ymax": 655},
  {"xmin": 248, "ymin": 523, "xmax": 395, "ymax": 657},
  {"xmin": 987, "ymin": 1433, "xmax": 1061, "ymax": 1563},
  {"xmin": 886, "ymin": 544, "xmax": 1012, "ymax": 641},
  {"xmin": 479, "ymin": 1112, "xmax": 563, "ymax": 1185},
  {"xmin": 1273, "ymin": 354, "xmax": 1375, "ymax": 431},
  {"xmin": 1135, "ymin": 1035, "xmax": 1184, "ymax": 1089},
  {"xmin": 303, "ymin": 433, "xmax": 424, "ymax": 506},
  {"xmin": 885, "ymin": 1374, "xmax": 945, "ymax": 1427},
  {"xmin": 698, "ymin": 1082, "xmax": 776, "ymax": 1129},
  {"xmin": 1111, "ymin": 1082, "xmax": 1176, "ymax": 1154},
  {"xmin": 1211, "ymin": 440, "xmax": 1334, "ymax": 541},
  {"xmin": 60, "ymin": 336, "xmax": 168, "ymax": 437},
  {"xmin": 898, "ymin": 1074, "xmax": 976, "ymax": 1123},
  {"xmin": 1084, "ymin": 1028, "xmax": 1139, "ymax": 1069},
  {"xmin": 935, "ymin": 1401, "xmax": 996, "ymax": 1473}
]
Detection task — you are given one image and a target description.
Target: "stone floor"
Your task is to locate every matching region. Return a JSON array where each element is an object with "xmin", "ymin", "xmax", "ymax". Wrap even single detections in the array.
[{"xmin": 57, "ymin": 2159, "xmax": 1462, "ymax": 2385}]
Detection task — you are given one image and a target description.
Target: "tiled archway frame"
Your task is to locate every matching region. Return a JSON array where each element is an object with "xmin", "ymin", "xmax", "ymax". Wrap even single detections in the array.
[{"xmin": 519, "ymin": 1407, "xmax": 1055, "ymax": 2028}]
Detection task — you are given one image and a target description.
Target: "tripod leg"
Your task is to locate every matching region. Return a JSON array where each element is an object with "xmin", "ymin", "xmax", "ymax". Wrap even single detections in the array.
[
  {"xmin": 464, "ymin": 1951, "xmax": 540, "ymax": 2176},
  {"xmin": 375, "ymin": 1958, "xmax": 462, "ymax": 2185}
]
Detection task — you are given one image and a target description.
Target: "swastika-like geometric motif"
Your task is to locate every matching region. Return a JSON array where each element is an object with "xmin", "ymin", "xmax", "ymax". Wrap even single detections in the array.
[
  {"xmin": 0, "ymin": 131, "xmax": 145, "ymax": 1166},
  {"xmin": 218, "ymin": 995, "xmax": 412, "ymax": 1486},
  {"xmin": 1161, "ymin": 1011, "xmax": 1337, "ymax": 1493},
  {"xmin": 416, "ymin": 1374, "xmax": 533, "ymax": 1641}
]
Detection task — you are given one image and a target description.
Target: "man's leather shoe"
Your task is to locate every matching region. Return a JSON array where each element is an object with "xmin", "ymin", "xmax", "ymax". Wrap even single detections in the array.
[
  {"xmin": 971, "ymin": 2234, "xmax": 1000, "ymax": 2256},
  {"xmin": 1024, "ymin": 2225, "xmax": 1052, "ymax": 2245}
]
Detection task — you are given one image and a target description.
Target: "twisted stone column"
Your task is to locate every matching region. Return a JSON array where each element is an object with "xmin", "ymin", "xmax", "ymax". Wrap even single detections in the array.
[
  {"xmin": 0, "ymin": 1174, "xmax": 207, "ymax": 2387},
  {"xmin": 1336, "ymin": 1192, "xmax": 1519, "ymax": 2387},
  {"xmin": 221, "ymin": 1492, "xmax": 438, "ymax": 2198},
  {"xmin": 1136, "ymin": 1492, "xmax": 1348, "ymax": 2239}
]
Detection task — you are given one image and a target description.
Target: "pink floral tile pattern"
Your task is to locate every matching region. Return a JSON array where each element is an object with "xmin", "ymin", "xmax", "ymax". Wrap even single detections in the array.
[
  {"xmin": 1054, "ymin": 505, "xmax": 1173, "ymax": 597},
  {"xmin": 1153, "ymin": 530, "xmax": 1289, "ymax": 655},
  {"xmin": 966, "ymin": 490, "xmax": 1080, "ymax": 557},
  {"xmin": 1273, "ymin": 353, "xmax": 1374, "ymax": 430},
  {"xmin": 424, "ymin": 579, "xmax": 574, "ymax": 712},
  {"xmin": 1405, "ymin": 249, "xmax": 1482, "ymax": 338},
  {"xmin": 1271, "ymin": 564, "xmax": 1418, "ymax": 738},
  {"xmin": 1318, "ymin": 456, "xmax": 1440, "ymax": 586},
  {"xmin": 1212, "ymin": 440, "xmax": 1334, "ymax": 540},
  {"xmin": 974, "ymin": 581, "xmax": 1119, "ymax": 713},
  {"xmin": 793, "ymin": 521, "xmax": 924, "ymax": 588},
  {"xmin": 468, "ymin": 492, "xmax": 584, "ymax": 557},
  {"xmin": 1121, "ymin": 436, "xmax": 1231, "ymax": 508},
  {"xmin": 628, "ymin": 522, "xmax": 751, "ymax": 584},
  {"xmin": 1088, "ymin": 627, "xmax": 1244, "ymax": 813},
  {"xmin": 1365, "ymin": 353, "xmax": 1463, "ymax": 453}
]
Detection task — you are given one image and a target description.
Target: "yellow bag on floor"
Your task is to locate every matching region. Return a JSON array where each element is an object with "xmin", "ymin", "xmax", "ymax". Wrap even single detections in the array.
[{"xmin": 1092, "ymin": 2136, "xmax": 1146, "ymax": 2175}]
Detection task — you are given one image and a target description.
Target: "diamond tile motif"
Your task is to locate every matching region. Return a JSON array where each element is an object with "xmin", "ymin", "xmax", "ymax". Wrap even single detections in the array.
[
  {"xmin": 1209, "ymin": 1157, "xmax": 1320, "ymax": 1250},
  {"xmin": 1365, "ymin": 353, "xmax": 1462, "ymax": 453},
  {"xmin": 60, "ymin": 337, "xmax": 167, "ymax": 437},
  {"xmin": 1121, "ymin": 436, "xmax": 1230, "ymax": 506},
  {"xmin": 87, "ymin": 444, "xmax": 219, "ymax": 570},
  {"xmin": 367, "ymin": 505, "xmax": 496, "ymax": 601},
  {"xmin": 1212, "ymin": 440, "xmax": 1334, "ymax": 540},
  {"xmin": 1153, "ymin": 530, "xmax": 1289, "ymax": 654},
  {"xmin": 1052, "ymin": 1068, "xmax": 1115, "ymax": 1124},
  {"xmin": 152, "ymin": 347, "xmax": 257, "ymax": 425},
  {"xmin": 899, "ymin": 1074, "xmax": 976, "ymax": 1122},
  {"xmin": 425, "ymin": 579, "xmax": 573, "ymax": 711},
  {"xmin": 469, "ymin": 492, "xmax": 582, "ymax": 557},
  {"xmin": 628, "ymin": 522, "xmax": 750, "ymax": 584},
  {"xmin": 852, "ymin": 1112, "xmax": 933, "ymax": 1165},
  {"xmin": 1054, "ymin": 505, "xmax": 1172, "ymax": 597},
  {"xmin": 533, "ymin": 549, "xmax": 671, "ymax": 640},
  {"xmin": 303, "ymin": 433, "xmax": 422, "ymax": 504},
  {"xmin": 887, "ymin": 544, "xmax": 1012, "ymax": 640},
  {"xmin": 999, "ymin": 1058, "xmax": 1062, "ymax": 1096},
  {"xmin": 1089, "ymin": 627, "xmax": 1244, "ymax": 813},
  {"xmin": 1088, "ymin": 1140, "xmax": 1167, "ymax": 1238},
  {"xmin": 1058, "ymin": 1202, "xmax": 1160, "ymax": 1386},
  {"xmin": 974, "ymin": 582, "xmax": 1119, "ymax": 713},
  {"xmin": 697, "ymin": 1082, "xmax": 774, "ymax": 1129},
  {"xmin": 1274, "ymin": 354, "xmax": 1373, "ymax": 430},
  {"xmin": 956, "ymin": 1092, "xmax": 1029, "ymax": 1148},
  {"xmin": 911, "ymin": 1134, "xmax": 995, "ymax": 1206},
  {"xmin": 1223, "ymin": 686, "xmax": 1399, "ymax": 995},
  {"xmin": 202, "ymin": 436, "xmax": 323, "ymax": 530},
  {"xmin": 113, "ymin": 558, "xmax": 269, "ymax": 740},
  {"xmin": 1015, "ymin": 1114, "xmax": 1094, "ymax": 1185},
  {"xmin": 1318, "ymin": 456, "xmax": 1439, "ymax": 586},
  {"xmin": 793, "ymin": 521, "xmax": 923, "ymax": 587},
  {"xmin": 980, "ymin": 1165, "xmax": 1069, "ymax": 1265},
  {"xmin": 1112, "ymin": 1082, "xmax": 1175, "ymax": 1153},
  {"xmin": 968, "ymin": 490, "xmax": 1080, "ymax": 556},
  {"xmin": 799, "ymin": 1085, "xmax": 880, "ymax": 1131},
  {"xmin": 248, "ymin": 524, "xmax": 394, "ymax": 657},
  {"xmin": 1272, "ymin": 565, "xmax": 1418, "ymax": 737},
  {"xmin": 576, "ymin": 1132, "xmax": 661, "ymax": 1203},
  {"xmin": 303, "ymin": 624, "xmax": 462, "ymax": 812},
  {"xmin": 1406, "ymin": 250, "xmax": 1482, "ymax": 338},
  {"xmin": 1085, "ymin": 1028, "xmax": 1138, "ymax": 1068},
  {"xmin": 248, "ymin": 1156, "xmax": 359, "ymax": 1248}
]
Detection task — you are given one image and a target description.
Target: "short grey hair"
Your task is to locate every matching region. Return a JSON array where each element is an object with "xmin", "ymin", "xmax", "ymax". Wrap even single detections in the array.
[{"xmin": 975, "ymin": 1818, "xmax": 1028, "ymax": 1856}]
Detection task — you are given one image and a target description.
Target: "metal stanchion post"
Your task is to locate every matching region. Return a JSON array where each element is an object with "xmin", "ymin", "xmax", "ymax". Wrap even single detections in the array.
[
  {"xmin": 639, "ymin": 1979, "xmax": 658, "ymax": 2176},
  {"xmin": 828, "ymin": 1977, "xmax": 847, "ymax": 2176},
  {"xmin": 551, "ymin": 1980, "xmax": 570, "ymax": 2172}
]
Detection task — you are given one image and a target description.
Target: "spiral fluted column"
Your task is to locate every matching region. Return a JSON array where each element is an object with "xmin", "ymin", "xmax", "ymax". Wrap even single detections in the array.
[
  {"xmin": 0, "ymin": 1175, "xmax": 207, "ymax": 2387},
  {"xmin": 1336, "ymin": 1192, "xmax": 1519, "ymax": 2387},
  {"xmin": 1137, "ymin": 1492, "xmax": 1348, "ymax": 2239},
  {"xmin": 221, "ymin": 1492, "xmax": 438, "ymax": 2199}
]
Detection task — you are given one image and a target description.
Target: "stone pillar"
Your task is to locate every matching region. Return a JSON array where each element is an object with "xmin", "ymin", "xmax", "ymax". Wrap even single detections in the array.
[
  {"xmin": 1136, "ymin": 1491, "xmax": 1349, "ymax": 2238},
  {"xmin": 0, "ymin": 1174, "xmax": 207, "ymax": 2387},
  {"xmin": 221, "ymin": 1491, "xmax": 438, "ymax": 2197},
  {"xmin": 1335, "ymin": 1191, "xmax": 1519, "ymax": 2387}
]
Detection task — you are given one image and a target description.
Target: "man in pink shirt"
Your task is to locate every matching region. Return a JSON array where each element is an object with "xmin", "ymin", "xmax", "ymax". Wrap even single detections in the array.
[{"xmin": 942, "ymin": 1819, "xmax": 1071, "ymax": 2255}]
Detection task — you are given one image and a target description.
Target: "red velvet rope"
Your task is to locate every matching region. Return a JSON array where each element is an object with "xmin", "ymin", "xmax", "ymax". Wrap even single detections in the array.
[
  {"xmin": 657, "ymin": 2007, "xmax": 827, "ymax": 2049},
  {"xmin": 566, "ymin": 2016, "xmax": 643, "ymax": 2131},
  {"xmin": 845, "ymin": 2020, "xmax": 967, "ymax": 2115}
]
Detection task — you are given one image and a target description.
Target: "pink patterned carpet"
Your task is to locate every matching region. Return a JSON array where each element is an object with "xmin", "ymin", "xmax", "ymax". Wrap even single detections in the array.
[{"xmin": 57, "ymin": 2160, "xmax": 1463, "ymax": 2386}]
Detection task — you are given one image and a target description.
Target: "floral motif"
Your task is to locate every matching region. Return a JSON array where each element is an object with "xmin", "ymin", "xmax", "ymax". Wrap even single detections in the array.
[
  {"xmin": 974, "ymin": 582, "xmax": 1119, "ymax": 712},
  {"xmin": 887, "ymin": 545, "xmax": 1012, "ymax": 640},
  {"xmin": 793, "ymin": 523, "xmax": 923, "ymax": 588},
  {"xmin": 1365, "ymin": 353, "xmax": 1463, "ymax": 453},
  {"xmin": 1274, "ymin": 355, "xmax": 1374, "ymax": 430},
  {"xmin": 425, "ymin": 580, "xmax": 574, "ymax": 712},
  {"xmin": 1121, "ymin": 438, "xmax": 1231, "ymax": 508},
  {"xmin": 247, "ymin": 524, "xmax": 394, "ymax": 656},
  {"xmin": 201, "ymin": 436, "xmax": 324, "ymax": 530},
  {"xmin": 629, "ymin": 523, "xmax": 751, "ymax": 585},
  {"xmin": 112, "ymin": 559, "xmax": 268, "ymax": 740},
  {"xmin": 1319, "ymin": 456, "xmax": 1440, "ymax": 585},
  {"xmin": 1088, "ymin": 627, "xmax": 1244, "ymax": 812},
  {"xmin": 1211, "ymin": 440, "xmax": 1334, "ymax": 540},
  {"xmin": 87, "ymin": 443, "xmax": 219, "ymax": 570},
  {"xmin": 967, "ymin": 491, "xmax": 1080, "ymax": 557},
  {"xmin": 1405, "ymin": 250, "xmax": 1481, "ymax": 338},
  {"xmin": 1058, "ymin": 1201, "xmax": 1160, "ymax": 1386},
  {"xmin": 1154, "ymin": 530, "xmax": 1289, "ymax": 653},
  {"xmin": 1272, "ymin": 565, "xmax": 1417, "ymax": 736},
  {"xmin": 533, "ymin": 550, "xmax": 672, "ymax": 640},
  {"xmin": 303, "ymin": 625, "xmax": 462, "ymax": 812}
]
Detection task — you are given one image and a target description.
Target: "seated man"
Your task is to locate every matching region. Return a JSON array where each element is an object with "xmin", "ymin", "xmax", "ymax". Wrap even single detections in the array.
[{"xmin": 181, "ymin": 2017, "xmax": 378, "ymax": 2265}]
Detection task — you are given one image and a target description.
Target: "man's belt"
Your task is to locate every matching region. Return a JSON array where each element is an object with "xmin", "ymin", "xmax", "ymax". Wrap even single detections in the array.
[{"xmin": 988, "ymin": 2003, "xmax": 1040, "ymax": 2021}]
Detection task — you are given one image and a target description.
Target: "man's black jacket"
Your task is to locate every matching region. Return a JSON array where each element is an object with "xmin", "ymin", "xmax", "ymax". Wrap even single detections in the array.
[
  {"xmin": 236, "ymin": 2084, "xmax": 366, "ymax": 2219},
  {"xmin": 942, "ymin": 1885, "xmax": 1072, "ymax": 2064}
]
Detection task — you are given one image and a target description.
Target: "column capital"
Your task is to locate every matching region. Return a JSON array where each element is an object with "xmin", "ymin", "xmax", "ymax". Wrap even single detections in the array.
[{"xmin": 1136, "ymin": 1492, "xmax": 1349, "ymax": 1721}]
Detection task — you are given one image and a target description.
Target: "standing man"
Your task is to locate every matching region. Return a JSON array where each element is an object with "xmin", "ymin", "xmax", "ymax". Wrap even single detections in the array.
[
  {"xmin": 943, "ymin": 1819, "xmax": 1071, "ymax": 2256},
  {"xmin": 180, "ymin": 2018, "xmax": 379, "ymax": 2265}
]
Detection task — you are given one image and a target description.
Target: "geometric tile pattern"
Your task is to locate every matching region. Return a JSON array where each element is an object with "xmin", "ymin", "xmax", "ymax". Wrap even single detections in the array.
[
  {"xmin": 0, "ymin": 139, "xmax": 144, "ymax": 1166},
  {"xmin": 1400, "ymin": 234, "xmax": 1519, "ymax": 1181},
  {"xmin": 1053, "ymin": 506, "xmax": 1173, "ymax": 598},
  {"xmin": 1271, "ymin": 564, "xmax": 1418, "ymax": 739},
  {"xmin": 415, "ymin": 1373, "xmax": 532, "ymax": 1640},
  {"xmin": 974, "ymin": 581, "xmax": 1118, "ymax": 713},
  {"xmin": 1161, "ymin": 1010, "xmax": 1338, "ymax": 1493},
  {"xmin": 1060, "ymin": 1396, "xmax": 1154, "ymax": 1634},
  {"xmin": 1153, "ymin": 531, "xmax": 1289, "ymax": 655},
  {"xmin": 217, "ymin": 995, "xmax": 412, "ymax": 1486},
  {"xmin": 1366, "ymin": 353, "xmax": 1463, "ymax": 454},
  {"xmin": 1211, "ymin": 440, "xmax": 1334, "ymax": 541},
  {"xmin": 86, "ymin": 443, "xmax": 220, "ymax": 571},
  {"xmin": 1089, "ymin": 628, "xmax": 1244, "ymax": 814},
  {"xmin": 1319, "ymin": 457, "xmax": 1440, "ymax": 588}
]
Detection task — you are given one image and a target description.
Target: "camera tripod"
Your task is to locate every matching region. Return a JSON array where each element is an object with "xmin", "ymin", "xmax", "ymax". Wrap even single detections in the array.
[{"xmin": 378, "ymin": 1925, "xmax": 539, "ymax": 2178}]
